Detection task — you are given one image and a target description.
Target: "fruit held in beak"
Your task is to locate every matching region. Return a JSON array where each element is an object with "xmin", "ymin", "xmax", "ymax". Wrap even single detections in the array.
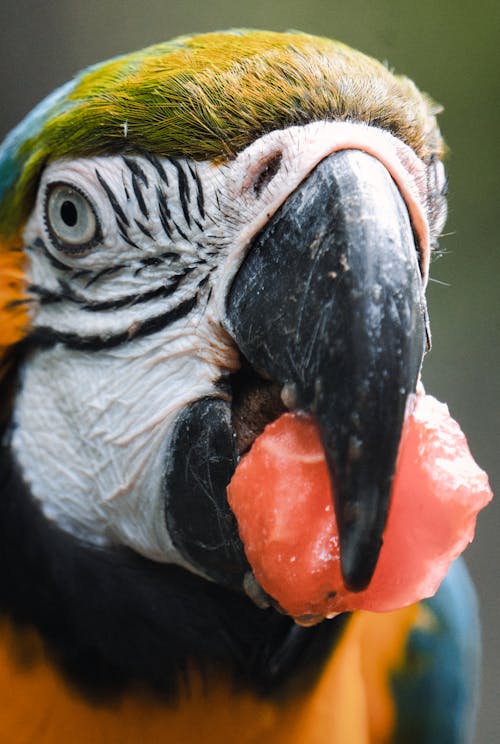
[{"xmin": 227, "ymin": 395, "xmax": 492, "ymax": 624}]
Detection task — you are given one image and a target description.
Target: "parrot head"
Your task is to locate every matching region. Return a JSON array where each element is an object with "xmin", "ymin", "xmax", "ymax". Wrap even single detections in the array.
[{"xmin": 0, "ymin": 30, "xmax": 448, "ymax": 633}]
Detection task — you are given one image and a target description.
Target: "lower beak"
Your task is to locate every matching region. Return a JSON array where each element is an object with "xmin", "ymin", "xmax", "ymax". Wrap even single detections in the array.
[{"xmin": 225, "ymin": 149, "xmax": 427, "ymax": 591}]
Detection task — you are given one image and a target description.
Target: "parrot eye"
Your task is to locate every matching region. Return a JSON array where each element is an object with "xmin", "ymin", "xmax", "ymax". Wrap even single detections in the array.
[{"xmin": 45, "ymin": 183, "xmax": 101, "ymax": 254}]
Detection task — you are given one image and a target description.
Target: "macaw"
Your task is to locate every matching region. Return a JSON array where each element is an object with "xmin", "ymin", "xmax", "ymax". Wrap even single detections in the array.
[{"xmin": 0, "ymin": 30, "xmax": 482, "ymax": 743}]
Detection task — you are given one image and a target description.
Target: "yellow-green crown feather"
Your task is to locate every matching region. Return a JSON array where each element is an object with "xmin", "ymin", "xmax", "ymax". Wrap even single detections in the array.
[{"xmin": 0, "ymin": 29, "xmax": 443, "ymax": 240}]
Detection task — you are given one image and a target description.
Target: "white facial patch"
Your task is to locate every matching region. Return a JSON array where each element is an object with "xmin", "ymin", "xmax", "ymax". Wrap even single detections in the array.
[{"xmin": 11, "ymin": 120, "xmax": 445, "ymax": 567}]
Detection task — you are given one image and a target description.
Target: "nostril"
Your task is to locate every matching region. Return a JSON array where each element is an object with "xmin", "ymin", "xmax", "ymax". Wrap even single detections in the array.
[{"xmin": 252, "ymin": 152, "xmax": 283, "ymax": 197}]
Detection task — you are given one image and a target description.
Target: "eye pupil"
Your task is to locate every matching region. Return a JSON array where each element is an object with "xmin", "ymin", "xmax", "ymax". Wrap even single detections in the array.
[{"xmin": 60, "ymin": 200, "xmax": 78, "ymax": 227}]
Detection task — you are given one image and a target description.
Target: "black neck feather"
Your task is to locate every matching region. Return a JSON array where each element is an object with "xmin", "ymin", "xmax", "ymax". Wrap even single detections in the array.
[{"xmin": 0, "ymin": 418, "xmax": 347, "ymax": 702}]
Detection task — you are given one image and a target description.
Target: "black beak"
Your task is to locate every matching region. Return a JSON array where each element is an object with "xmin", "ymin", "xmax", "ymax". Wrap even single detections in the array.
[{"xmin": 225, "ymin": 149, "xmax": 427, "ymax": 591}]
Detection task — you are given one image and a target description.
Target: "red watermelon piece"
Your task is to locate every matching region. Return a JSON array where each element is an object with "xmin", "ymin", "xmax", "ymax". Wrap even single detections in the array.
[{"xmin": 227, "ymin": 394, "xmax": 492, "ymax": 623}]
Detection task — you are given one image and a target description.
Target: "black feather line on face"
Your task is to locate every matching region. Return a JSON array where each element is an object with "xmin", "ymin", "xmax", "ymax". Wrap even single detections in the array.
[
  {"xmin": 123, "ymin": 156, "xmax": 149, "ymax": 187},
  {"xmin": 142, "ymin": 151, "xmax": 170, "ymax": 186},
  {"xmin": 119, "ymin": 229, "xmax": 142, "ymax": 251},
  {"xmin": 172, "ymin": 220, "xmax": 188, "ymax": 242},
  {"xmin": 169, "ymin": 158, "xmax": 191, "ymax": 228},
  {"xmin": 96, "ymin": 169, "xmax": 129, "ymax": 227},
  {"xmin": 27, "ymin": 293, "xmax": 199, "ymax": 351},
  {"xmin": 0, "ymin": 427, "xmax": 348, "ymax": 701},
  {"xmin": 134, "ymin": 219, "xmax": 154, "ymax": 239},
  {"xmin": 189, "ymin": 163, "xmax": 205, "ymax": 219},
  {"xmin": 156, "ymin": 187, "xmax": 173, "ymax": 239},
  {"xmin": 84, "ymin": 263, "xmax": 128, "ymax": 288},
  {"xmin": 30, "ymin": 266, "xmax": 196, "ymax": 313},
  {"xmin": 131, "ymin": 173, "xmax": 149, "ymax": 219}
]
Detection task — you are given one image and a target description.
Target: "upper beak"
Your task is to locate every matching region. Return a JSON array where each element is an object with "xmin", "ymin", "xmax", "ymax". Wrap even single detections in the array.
[{"xmin": 225, "ymin": 149, "xmax": 427, "ymax": 591}]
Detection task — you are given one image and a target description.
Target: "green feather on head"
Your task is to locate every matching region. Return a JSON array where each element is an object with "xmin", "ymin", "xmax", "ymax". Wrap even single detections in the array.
[{"xmin": 0, "ymin": 30, "xmax": 443, "ymax": 240}]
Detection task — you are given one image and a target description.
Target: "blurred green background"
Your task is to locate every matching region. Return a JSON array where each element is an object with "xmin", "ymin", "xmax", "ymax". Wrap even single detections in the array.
[{"xmin": 1, "ymin": 0, "xmax": 498, "ymax": 739}]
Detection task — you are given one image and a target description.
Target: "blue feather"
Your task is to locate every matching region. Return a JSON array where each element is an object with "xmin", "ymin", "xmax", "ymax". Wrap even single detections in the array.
[
  {"xmin": 392, "ymin": 558, "xmax": 480, "ymax": 743},
  {"xmin": 0, "ymin": 80, "xmax": 79, "ymax": 205}
]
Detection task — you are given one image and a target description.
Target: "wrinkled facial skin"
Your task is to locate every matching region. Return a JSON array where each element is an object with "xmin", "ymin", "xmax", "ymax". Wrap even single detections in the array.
[{"xmin": 9, "ymin": 120, "xmax": 447, "ymax": 587}]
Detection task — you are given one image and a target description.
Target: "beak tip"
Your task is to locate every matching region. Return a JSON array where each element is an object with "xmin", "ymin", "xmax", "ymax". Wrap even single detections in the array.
[
  {"xmin": 339, "ymin": 527, "xmax": 383, "ymax": 592},
  {"xmin": 334, "ymin": 478, "xmax": 388, "ymax": 592}
]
